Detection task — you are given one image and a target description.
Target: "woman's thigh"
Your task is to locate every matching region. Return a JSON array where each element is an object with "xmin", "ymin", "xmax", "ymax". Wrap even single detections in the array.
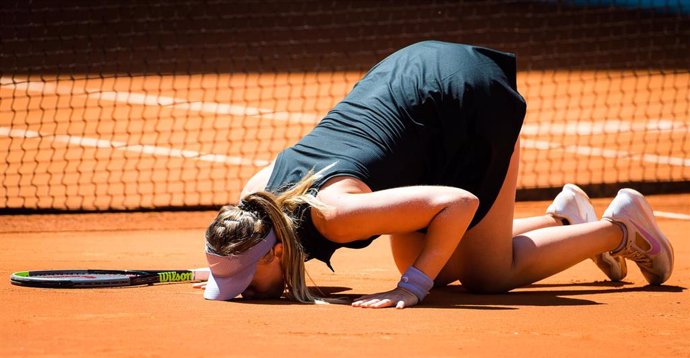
[
  {"xmin": 390, "ymin": 140, "xmax": 520, "ymax": 289},
  {"xmin": 444, "ymin": 139, "xmax": 520, "ymax": 291}
]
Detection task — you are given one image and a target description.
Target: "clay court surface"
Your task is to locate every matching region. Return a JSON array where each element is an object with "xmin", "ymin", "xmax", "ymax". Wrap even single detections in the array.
[
  {"xmin": 1, "ymin": 195, "xmax": 688, "ymax": 357},
  {"xmin": 2, "ymin": 3, "xmax": 688, "ymax": 356},
  {"xmin": 1, "ymin": 62, "xmax": 688, "ymax": 358}
]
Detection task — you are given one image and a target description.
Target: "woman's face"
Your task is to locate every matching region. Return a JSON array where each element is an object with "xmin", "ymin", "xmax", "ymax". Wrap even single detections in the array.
[{"xmin": 241, "ymin": 249, "xmax": 285, "ymax": 299}]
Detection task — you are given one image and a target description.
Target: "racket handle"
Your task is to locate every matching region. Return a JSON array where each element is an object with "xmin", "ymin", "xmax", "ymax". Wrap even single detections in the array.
[{"xmin": 191, "ymin": 267, "xmax": 210, "ymax": 281}]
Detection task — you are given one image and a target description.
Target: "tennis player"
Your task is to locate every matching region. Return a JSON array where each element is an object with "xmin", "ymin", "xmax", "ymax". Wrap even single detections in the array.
[{"xmin": 200, "ymin": 41, "xmax": 674, "ymax": 308}]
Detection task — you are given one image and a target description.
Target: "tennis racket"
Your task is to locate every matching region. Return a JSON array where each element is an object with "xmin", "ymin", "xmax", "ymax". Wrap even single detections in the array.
[{"xmin": 10, "ymin": 268, "xmax": 210, "ymax": 288}]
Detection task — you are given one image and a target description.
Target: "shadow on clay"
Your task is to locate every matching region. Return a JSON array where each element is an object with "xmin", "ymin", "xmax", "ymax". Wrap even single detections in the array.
[
  {"xmin": 227, "ymin": 286, "xmax": 354, "ymax": 305},
  {"xmin": 417, "ymin": 281, "xmax": 686, "ymax": 310},
  {"xmin": 216, "ymin": 282, "xmax": 686, "ymax": 309}
]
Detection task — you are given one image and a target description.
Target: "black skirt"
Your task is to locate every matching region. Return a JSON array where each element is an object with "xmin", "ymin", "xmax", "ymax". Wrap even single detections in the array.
[{"xmin": 267, "ymin": 41, "xmax": 526, "ymax": 267}]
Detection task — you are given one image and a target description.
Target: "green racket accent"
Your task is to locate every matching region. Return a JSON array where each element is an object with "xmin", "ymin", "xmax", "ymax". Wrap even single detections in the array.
[{"xmin": 157, "ymin": 271, "xmax": 194, "ymax": 283}]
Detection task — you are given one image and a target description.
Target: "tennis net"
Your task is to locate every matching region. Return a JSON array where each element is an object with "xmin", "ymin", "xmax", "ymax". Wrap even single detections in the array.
[{"xmin": 1, "ymin": 0, "xmax": 689, "ymax": 211}]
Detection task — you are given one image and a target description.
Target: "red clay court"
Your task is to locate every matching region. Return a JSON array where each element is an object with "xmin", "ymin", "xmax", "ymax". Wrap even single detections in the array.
[
  {"xmin": 1, "ymin": 1, "xmax": 689, "ymax": 357},
  {"xmin": 1, "ymin": 196, "xmax": 689, "ymax": 357}
]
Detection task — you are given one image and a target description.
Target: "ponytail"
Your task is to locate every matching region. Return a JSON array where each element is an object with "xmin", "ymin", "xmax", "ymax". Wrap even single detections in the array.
[{"xmin": 205, "ymin": 171, "xmax": 330, "ymax": 303}]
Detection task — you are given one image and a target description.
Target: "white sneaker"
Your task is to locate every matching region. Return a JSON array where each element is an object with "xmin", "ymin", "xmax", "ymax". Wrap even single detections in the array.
[
  {"xmin": 602, "ymin": 189, "xmax": 674, "ymax": 285},
  {"xmin": 547, "ymin": 184, "xmax": 627, "ymax": 281}
]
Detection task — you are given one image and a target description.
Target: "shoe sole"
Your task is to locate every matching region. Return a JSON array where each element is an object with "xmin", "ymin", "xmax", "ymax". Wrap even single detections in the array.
[{"xmin": 595, "ymin": 253, "xmax": 627, "ymax": 281}]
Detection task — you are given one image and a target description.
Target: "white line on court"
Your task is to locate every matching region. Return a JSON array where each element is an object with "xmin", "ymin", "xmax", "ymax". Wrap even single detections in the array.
[
  {"xmin": 653, "ymin": 211, "xmax": 690, "ymax": 220},
  {"xmin": 0, "ymin": 78, "xmax": 292, "ymax": 166},
  {"xmin": 521, "ymin": 119, "xmax": 686, "ymax": 136},
  {"xmin": 95, "ymin": 91, "xmax": 322, "ymax": 123},
  {"xmin": 0, "ymin": 126, "xmax": 270, "ymax": 166},
  {"xmin": 521, "ymin": 139, "xmax": 690, "ymax": 167},
  {"xmin": 1, "ymin": 78, "xmax": 322, "ymax": 123}
]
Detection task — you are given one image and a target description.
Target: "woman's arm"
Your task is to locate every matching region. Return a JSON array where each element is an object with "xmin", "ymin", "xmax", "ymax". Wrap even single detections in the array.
[{"xmin": 315, "ymin": 177, "xmax": 479, "ymax": 308}]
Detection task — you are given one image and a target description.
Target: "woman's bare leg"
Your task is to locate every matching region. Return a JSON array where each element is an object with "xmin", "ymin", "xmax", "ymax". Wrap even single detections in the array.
[
  {"xmin": 512, "ymin": 215, "xmax": 562, "ymax": 236},
  {"xmin": 389, "ymin": 217, "xmax": 577, "ymax": 285},
  {"xmin": 391, "ymin": 216, "xmax": 569, "ymax": 279},
  {"xmin": 390, "ymin": 216, "xmax": 569, "ymax": 279},
  {"xmin": 391, "ymin": 152, "xmax": 576, "ymax": 286},
  {"xmin": 390, "ymin": 218, "xmax": 581, "ymax": 286},
  {"xmin": 391, "ymin": 139, "xmax": 625, "ymax": 291},
  {"xmin": 449, "ymin": 139, "xmax": 624, "ymax": 292}
]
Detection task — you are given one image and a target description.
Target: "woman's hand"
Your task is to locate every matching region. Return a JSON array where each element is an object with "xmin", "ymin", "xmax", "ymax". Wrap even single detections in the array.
[{"xmin": 352, "ymin": 287, "xmax": 419, "ymax": 309}]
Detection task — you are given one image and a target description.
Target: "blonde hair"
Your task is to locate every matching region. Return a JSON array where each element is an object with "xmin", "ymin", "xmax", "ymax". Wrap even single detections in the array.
[{"xmin": 205, "ymin": 172, "xmax": 329, "ymax": 303}]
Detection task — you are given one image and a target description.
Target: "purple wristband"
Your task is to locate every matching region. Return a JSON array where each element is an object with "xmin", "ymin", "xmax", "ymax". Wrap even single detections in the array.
[{"xmin": 397, "ymin": 266, "xmax": 434, "ymax": 302}]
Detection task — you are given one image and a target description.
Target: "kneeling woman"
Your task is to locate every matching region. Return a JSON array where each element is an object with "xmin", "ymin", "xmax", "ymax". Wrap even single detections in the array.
[{"xmin": 201, "ymin": 41, "xmax": 674, "ymax": 309}]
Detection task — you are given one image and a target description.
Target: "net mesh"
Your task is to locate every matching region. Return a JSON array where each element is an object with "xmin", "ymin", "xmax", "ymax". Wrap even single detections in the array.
[{"xmin": 1, "ymin": 0, "xmax": 689, "ymax": 211}]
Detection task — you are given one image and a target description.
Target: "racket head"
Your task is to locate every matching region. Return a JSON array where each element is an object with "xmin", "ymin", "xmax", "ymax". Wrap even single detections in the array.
[{"xmin": 10, "ymin": 269, "xmax": 158, "ymax": 288}]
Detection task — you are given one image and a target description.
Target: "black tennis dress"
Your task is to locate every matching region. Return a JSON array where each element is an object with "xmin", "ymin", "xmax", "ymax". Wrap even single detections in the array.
[{"xmin": 265, "ymin": 41, "xmax": 526, "ymax": 270}]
